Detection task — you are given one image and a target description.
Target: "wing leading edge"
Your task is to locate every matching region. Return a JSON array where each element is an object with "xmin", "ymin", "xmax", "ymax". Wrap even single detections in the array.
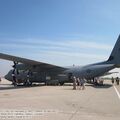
[{"xmin": 0, "ymin": 53, "xmax": 66, "ymax": 70}]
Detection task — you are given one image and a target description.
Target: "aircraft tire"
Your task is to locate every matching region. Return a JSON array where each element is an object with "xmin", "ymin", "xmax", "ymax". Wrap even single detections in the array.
[{"xmin": 59, "ymin": 82, "xmax": 64, "ymax": 86}]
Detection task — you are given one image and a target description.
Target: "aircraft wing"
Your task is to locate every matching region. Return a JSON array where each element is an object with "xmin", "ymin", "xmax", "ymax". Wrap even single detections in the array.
[{"xmin": 0, "ymin": 53, "xmax": 66, "ymax": 70}]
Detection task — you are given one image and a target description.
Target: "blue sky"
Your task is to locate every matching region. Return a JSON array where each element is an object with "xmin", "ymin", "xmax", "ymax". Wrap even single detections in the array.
[{"xmin": 0, "ymin": 0, "xmax": 120, "ymax": 76}]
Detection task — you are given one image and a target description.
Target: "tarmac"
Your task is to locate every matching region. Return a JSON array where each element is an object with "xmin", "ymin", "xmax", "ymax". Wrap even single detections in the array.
[{"xmin": 0, "ymin": 78, "xmax": 120, "ymax": 120}]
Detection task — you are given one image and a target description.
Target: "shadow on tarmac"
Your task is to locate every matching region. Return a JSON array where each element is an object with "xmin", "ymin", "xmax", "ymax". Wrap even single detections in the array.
[
  {"xmin": 63, "ymin": 83, "xmax": 113, "ymax": 89},
  {"xmin": 0, "ymin": 83, "xmax": 113, "ymax": 91},
  {"xmin": 63, "ymin": 84, "xmax": 113, "ymax": 91},
  {"xmin": 86, "ymin": 84, "xmax": 113, "ymax": 89},
  {"xmin": 0, "ymin": 84, "xmax": 45, "ymax": 90}
]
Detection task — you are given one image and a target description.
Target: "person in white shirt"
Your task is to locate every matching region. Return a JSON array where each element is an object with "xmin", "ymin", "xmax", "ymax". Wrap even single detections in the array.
[{"xmin": 73, "ymin": 76, "xmax": 77, "ymax": 90}]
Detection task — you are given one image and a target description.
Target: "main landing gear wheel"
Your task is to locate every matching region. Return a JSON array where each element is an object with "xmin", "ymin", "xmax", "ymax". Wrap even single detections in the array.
[{"xmin": 59, "ymin": 82, "xmax": 64, "ymax": 86}]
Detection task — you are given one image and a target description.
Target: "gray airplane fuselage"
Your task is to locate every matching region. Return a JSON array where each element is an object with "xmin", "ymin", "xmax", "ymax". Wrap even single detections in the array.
[{"xmin": 5, "ymin": 61, "xmax": 115, "ymax": 84}]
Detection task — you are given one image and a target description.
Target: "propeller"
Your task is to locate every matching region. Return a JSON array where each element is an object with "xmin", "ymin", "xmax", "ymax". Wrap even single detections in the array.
[
  {"xmin": 27, "ymin": 70, "xmax": 33, "ymax": 76},
  {"xmin": 12, "ymin": 61, "xmax": 18, "ymax": 68},
  {"xmin": 12, "ymin": 61, "xmax": 19, "ymax": 75}
]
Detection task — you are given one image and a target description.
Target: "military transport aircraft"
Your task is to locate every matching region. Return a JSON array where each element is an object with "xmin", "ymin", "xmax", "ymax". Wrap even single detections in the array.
[{"xmin": 0, "ymin": 35, "xmax": 120, "ymax": 86}]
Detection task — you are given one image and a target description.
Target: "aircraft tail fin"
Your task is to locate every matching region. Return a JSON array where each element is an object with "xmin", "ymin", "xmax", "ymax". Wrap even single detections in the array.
[{"xmin": 107, "ymin": 35, "xmax": 120, "ymax": 65}]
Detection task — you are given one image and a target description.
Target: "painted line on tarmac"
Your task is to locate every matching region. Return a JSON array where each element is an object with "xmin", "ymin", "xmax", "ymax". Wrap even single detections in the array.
[{"xmin": 114, "ymin": 85, "xmax": 120, "ymax": 100}]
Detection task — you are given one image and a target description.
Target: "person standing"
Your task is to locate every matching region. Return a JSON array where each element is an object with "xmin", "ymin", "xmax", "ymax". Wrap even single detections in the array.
[
  {"xmin": 116, "ymin": 77, "xmax": 119, "ymax": 85},
  {"xmin": 111, "ymin": 77, "xmax": 114, "ymax": 84},
  {"xmin": 76, "ymin": 77, "xmax": 80, "ymax": 90},
  {"xmin": 73, "ymin": 76, "xmax": 77, "ymax": 90},
  {"xmin": 27, "ymin": 72, "xmax": 30, "ymax": 83},
  {"xmin": 12, "ymin": 70, "xmax": 17, "ymax": 86},
  {"xmin": 80, "ymin": 78, "xmax": 85, "ymax": 90}
]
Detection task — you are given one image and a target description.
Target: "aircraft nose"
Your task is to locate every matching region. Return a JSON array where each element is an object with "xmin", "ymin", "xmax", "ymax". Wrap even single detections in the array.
[{"xmin": 4, "ymin": 74, "xmax": 8, "ymax": 80}]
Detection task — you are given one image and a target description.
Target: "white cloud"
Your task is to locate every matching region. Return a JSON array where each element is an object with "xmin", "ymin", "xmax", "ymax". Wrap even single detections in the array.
[
  {"xmin": 0, "ymin": 38, "xmax": 113, "ymax": 51},
  {"xmin": 67, "ymin": 40, "xmax": 112, "ymax": 50}
]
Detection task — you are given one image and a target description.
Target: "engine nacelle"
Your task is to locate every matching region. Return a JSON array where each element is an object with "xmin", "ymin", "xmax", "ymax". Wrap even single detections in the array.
[{"xmin": 14, "ymin": 64, "xmax": 31, "ymax": 70}]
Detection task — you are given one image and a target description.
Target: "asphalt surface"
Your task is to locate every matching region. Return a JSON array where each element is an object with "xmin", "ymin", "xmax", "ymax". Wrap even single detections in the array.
[{"xmin": 0, "ymin": 78, "xmax": 120, "ymax": 120}]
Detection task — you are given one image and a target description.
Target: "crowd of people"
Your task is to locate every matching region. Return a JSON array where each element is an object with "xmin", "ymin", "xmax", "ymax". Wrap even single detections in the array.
[
  {"xmin": 73, "ymin": 76, "xmax": 120, "ymax": 90},
  {"xmin": 72, "ymin": 76, "xmax": 86, "ymax": 90}
]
